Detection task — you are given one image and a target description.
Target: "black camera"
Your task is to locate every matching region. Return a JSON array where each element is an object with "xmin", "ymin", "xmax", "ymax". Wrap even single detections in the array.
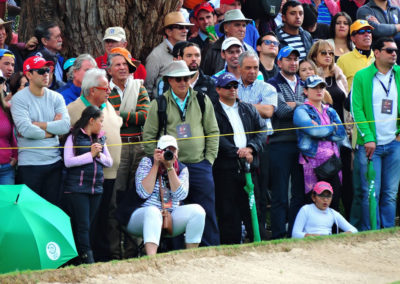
[{"xmin": 163, "ymin": 149, "xmax": 174, "ymax": 161}]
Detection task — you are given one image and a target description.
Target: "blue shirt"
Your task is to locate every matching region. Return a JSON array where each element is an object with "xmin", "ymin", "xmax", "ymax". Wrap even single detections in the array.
[
  {"xmin": 171, "ymin": 89, "xmax": 190, "ymax": 112},
  {"xmin": 313, "ymin": 0, "xmax": 331, "ymax": 25},
  {"xmin": 238, "ymin": 79, "xmax": 278, "ymax": 135},
  {"xmin": 58, "ymin": 81, "xmax": 81, "ymax": 105}
]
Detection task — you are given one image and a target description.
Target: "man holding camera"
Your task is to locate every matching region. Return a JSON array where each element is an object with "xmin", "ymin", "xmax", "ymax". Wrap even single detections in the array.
[{"xmin": 143, "ymin": 60, "xmax": 220, "ymax": 246}]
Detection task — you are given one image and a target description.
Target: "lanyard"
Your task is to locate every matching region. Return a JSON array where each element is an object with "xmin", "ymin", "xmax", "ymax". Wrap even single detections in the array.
[
  {"xmin": 179, "ymin": 99, "xmax": 189, "ymax": 122},
  {"xmin": 376, "ymin": 71, "xmax": 394, "ymax": 97}
]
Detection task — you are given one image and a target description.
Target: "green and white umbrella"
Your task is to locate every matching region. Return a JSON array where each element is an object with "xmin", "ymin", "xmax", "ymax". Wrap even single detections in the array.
[
  {"xmin": 243, "ymin": 162, "xmax": 261, "ymax": 242},
  {"xmin": 366, "ymin": 160, "xmax": 377, "ymax": 230},
  {"xmin": 0, "ymin": 185, "xmax": 77, "ymax": 274}
]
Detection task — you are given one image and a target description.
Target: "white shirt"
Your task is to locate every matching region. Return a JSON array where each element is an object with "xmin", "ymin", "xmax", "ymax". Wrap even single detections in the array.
[
  {"xmin": 110, "ymin": 80, "xmax": 127, "ymax": 100},
  {"xmin": 280, "ymin": 72, "xmax": 298, "ymax": 93},
  {"xmin": 220, "ymin": 101, "xmax": 247, "ymax": 148},
  {"xmin": 372, "ymin": 69, "xmax": 398, "ymax": 145}
]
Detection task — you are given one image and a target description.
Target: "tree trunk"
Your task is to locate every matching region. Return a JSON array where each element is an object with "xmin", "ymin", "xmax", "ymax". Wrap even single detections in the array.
[{"xmin": 19, "ymin": 0, "xmax": 179, "ymax": 62}]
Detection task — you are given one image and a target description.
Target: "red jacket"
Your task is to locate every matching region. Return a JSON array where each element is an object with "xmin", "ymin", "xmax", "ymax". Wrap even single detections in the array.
[{"xmin": 95, "ymin": 53, "xmax": 147, "ymax": 81}]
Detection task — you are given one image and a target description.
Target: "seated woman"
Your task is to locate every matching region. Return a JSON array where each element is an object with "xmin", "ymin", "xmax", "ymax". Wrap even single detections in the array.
[
  {"xmin": 293, "ymin": 75, "xmax": 346, "ymax": 210},
  {"xmin": 292, "ymin": 181, "xmax": 357, "ymax": 238},
  {"xmin": 123, "ymin": 135, "xmax": 205, "ymax": 255}
]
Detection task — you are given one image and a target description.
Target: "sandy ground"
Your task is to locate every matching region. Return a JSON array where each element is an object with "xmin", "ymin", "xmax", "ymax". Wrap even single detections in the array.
[{"xmin": 2, "ymin": 230, "xmax": 400, "ymax": 283}]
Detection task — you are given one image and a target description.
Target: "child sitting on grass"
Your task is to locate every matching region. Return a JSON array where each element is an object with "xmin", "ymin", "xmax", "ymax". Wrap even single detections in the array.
[{"xmin": 292, "ymin": 181, "xmax": 357, "ymax": 238}]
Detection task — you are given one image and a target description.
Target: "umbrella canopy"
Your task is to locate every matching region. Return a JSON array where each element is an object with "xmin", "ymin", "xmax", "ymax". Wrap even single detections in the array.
[{"xmin": 0, "ymin": 185, "xmax": 77, "ymax": 274}]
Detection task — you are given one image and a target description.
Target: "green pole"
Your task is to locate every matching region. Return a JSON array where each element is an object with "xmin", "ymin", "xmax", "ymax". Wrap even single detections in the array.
[
  {"xmin": 244, "ymin": 162, "xmax": 261, "ymax": 242},
  {"xmin": 367, "ymin": 160, "xmax": 377, "ymax": 230}
]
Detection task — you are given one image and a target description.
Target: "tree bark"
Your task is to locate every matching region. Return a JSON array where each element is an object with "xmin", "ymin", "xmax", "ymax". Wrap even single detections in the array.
[{"xmin": 19, "ymin": 0, "xmax": 179, "ymax": 62}]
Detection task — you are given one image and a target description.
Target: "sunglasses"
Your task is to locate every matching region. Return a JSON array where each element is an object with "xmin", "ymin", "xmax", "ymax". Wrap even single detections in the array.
[
  {"xmin": 263, "ymin": 40, "xmax": 279, "ymax": 47},
  {"xmin": 93, "ymin": 86, "xmax": 111, "ymax": 91},
  {"xmin": 173, "ymin": 76, "xmax": 191, "ymax": 82},
  {"xmin": 353, "ymin": 29, "xmax": 371, "ymax": 35},
  {"xmin": 221, "ymin": 84, "xmax": 239, "ymax": 90},
  {"xmin": 320, "ymin": 50, "xmax": 334, "ymax": 56},
  {"xmin": 169, "ymin": 24, "xmax": 188, "ymax": 30},
  {"xmin": 31, "ymin": 67, "xmax": 51, "ymax": 75},
  {"xmin": 381, "ymin": 48, "xmax": 398, "ymax": 54}
]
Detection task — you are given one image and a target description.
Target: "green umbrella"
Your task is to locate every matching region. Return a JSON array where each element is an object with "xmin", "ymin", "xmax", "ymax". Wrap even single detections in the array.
[
  {"xmin": 0, "ymin": 184, "xmax": 78, "ymax": 274},
  {"xmin": 366, "ymin": 160, "xmax": 377, "ymax": 230},
  {"xmin": 243, "ymin": 162, "xmax": 261, "ymax": 242}
]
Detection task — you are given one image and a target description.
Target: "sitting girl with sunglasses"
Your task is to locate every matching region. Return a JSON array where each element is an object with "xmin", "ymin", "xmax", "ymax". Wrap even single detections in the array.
[{"xmin": 292, "ymin": 181, "xmax": 357, "ymax": 238}]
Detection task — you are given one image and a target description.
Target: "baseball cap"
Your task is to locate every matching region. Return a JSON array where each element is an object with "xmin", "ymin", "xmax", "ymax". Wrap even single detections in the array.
[
  {"xmin": 313, "ymin": 181, "xmax": 333, "ymax": 195},
  {"xmin": 277, "ymin": 45, "xmax": 300, "ymax": 60},
  {"xmin": 103, "ymin": 27, "xmax": 126, "ymax": 42},
  {"xmin": 220, "ymin": 0, "xmax": 236, "ymax": 4},
  {"xmin": 194, "ymin": 2, "xmax": 214, "ymax": 18},
  {"xmin": 110, "ymin": 47, "xmax": 138, "ymax": 73},
  {"xmin": 215, "ymin": 72, "xmax": 238, "ymax": 87},
  {"xmin": 304, "ymin": 75, "xmax": 327, "ymax": 88},
  {"xmin": 23, "ymin": 56, "xmax": 54, "ymax": 74},
  {"xmin": 222, "ymin": 37, "xmax": 243, "ymax": 51},
  {"xmin": 63, "ymin": 58, "xmax": 76, "ymax": 70},
  {"xmin": 0, "ymin": 49, "xmax": 14, "ymax": 59},
  {"xmin": 157, "ymin": 135, "xmax": 179, "ymax": 150},
  {"xmin": 350, "ymin": 20, "xmax": 374, "ymax": 35}
]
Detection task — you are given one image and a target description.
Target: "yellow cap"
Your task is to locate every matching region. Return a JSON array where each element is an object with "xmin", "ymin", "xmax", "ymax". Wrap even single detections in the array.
[{"xmin": 350, "ymin": 20, "xmax": 374, "ymax": 35}]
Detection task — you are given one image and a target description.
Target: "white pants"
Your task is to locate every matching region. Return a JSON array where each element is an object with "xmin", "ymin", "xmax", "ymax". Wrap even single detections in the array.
[{"xmin": 126, "ymin": 204, "xmax": 206, "ymax": 245}]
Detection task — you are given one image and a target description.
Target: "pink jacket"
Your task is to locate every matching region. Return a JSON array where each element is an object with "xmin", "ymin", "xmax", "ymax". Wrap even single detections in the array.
[{"xmin": 300, "ymin": 0, "xmax": 341, "ymax": 16}]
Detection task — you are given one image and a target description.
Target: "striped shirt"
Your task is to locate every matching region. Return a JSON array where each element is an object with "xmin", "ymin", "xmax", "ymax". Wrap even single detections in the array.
[
  {"xmin": 135, "ymin": 157, "xmax": 189, "ymax": 211},
  {"xmin": 279, "ymin": 31, "xmax": 307, "ymax": 59},
  {"xmin": 238, "ymin": 79, "xmax": 278, "ymax": 135},
  {"xmin": 314, "ymin": 0, "xmax": 331, "ymax": 25}
]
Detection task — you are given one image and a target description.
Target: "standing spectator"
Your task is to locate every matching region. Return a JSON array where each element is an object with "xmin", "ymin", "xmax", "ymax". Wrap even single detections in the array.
[
  {"xmin": 267, "ymin": 46, "xmax": 305, "ymax": 239},
  {"xmin": 293, "ymin": 75, "xmax": 346, "ymax": 210},
  {"xmin": 212, "ymin": 37, "xmax": 243, "ymax": 79},
  {"xmin": 11, "ymin": 56, "xmax": 70, "ymax": 205},
  {"xmin": 143, "ymin": 60, "xmax": 220, "ymax": 246},
  {"xmin": 95, "ymin": 27, "xmax": 147, "ymax": 80},
  {"xmin": 337, "ymin": 20, "xmax": 375, "ymax": 91},
  {"xmin": 33, "ymin": 22, "xmax": 64, "ymax": 82},
  {"xmin": 237, "ymin": 51, "xmax": 278, "ymax": 239},
  {"xmin": 107, "ymin": 47, "xmax": 150, "ymax": 259},
  {"xmin": 351, "ymin": 37, "xmax": 400, "ymax": 230},
  {"xmin": 301, "ymin": 4, "xmax": 330, "ymax": 41},
  {"xmin": 67, "ymin": 68, "xmax": 122, "ymax": 261},
  {"xmin": 256, "ymin": 32, "xmax": 280, "ymax": 82},
  {"xmin": 63, "ymin": 106, "xmax": 113, "ymax": 264},
  {"xmin": 0, "ymin": 18, "xmax": 22, "ymax": 73},
  {"xmin": 57, "ymin": 54, "xmax": 97, "ymax": 105},
  {"xmin": 0, "ymin": 49, "xmax": 14, "ymax": 81},
  {"xmin": 0, "ymin": 69, "xmax": 16, "ymax": 184},
  {"xmin": 275, "ymin": 0, "xmax": 313, "ymax": 60},
  {"xmin": 215, "ymin": 0, "xmax": 260, "ymax": 50},
  {"xmin": 299, "ymin": 0, "xmax": 340, "ymax": 25},
  {"xmin": 145, "ymin": 12, "xmax": 193, "ymax": 98},
  {"xmin": 190, "ymin": 2, "xmax": 218, "ymax": 53},
  {"xmin": 8, "ymin": 71, "xmax": 27, "ymax": 100},
  {"xmin": 213, "ymin": 72, "xmax": 267, "ymax": 244},
  {"xmin": 340, "ymin": 0, "xmax": 367, "ymax": 22},
  {"xmin": 327, "ymin": 12, "xmax": 354, "ymax": 61}
]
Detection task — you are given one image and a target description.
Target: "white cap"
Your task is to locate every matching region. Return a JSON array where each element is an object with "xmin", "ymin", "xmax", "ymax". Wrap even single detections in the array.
[
  {"xmin": 221, "ymin": 37, "xmax": 243, "ymax": 51},
  {"xmin": 157, "ymin": 135, "xmax": 179, "ymax": 150},
  {"xmin": 103, "ymin": 27, "xmax": 126, "ymax": 42}
]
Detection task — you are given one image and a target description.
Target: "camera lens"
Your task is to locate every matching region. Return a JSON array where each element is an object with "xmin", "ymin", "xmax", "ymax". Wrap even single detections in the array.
[{"xmin": 163, "ymin": 149, "xmax": 174, "ymax": 161}]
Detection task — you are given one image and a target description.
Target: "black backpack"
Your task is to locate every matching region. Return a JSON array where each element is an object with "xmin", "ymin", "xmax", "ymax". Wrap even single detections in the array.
[
  {"xmin": 155, "ymin": 92, "xmax": 206, "ymax": 139},
  {"xmin": 260, "ymin": 0, "xmax": 282, "ymax": 17}
]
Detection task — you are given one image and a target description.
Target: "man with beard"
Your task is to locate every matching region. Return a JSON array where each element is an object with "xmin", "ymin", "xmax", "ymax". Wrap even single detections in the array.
[
  {"xmin": 160, "ymin": 42, "xmax": 219, "ymax": 105},
  {"xmin": 267, "ymin": 46, "xmax": 305, "ymax": 239}
]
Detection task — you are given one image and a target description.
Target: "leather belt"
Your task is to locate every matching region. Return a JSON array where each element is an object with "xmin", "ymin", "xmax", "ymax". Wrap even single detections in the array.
[{"xmin": 121, "ymin": 135, "xmax": 142, "ymax": 143}]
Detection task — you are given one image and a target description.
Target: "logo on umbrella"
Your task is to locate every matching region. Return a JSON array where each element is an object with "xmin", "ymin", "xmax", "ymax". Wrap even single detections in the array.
[{"xmin": 46, "ymin": 242, "xmax": 61, "ymax": 261}]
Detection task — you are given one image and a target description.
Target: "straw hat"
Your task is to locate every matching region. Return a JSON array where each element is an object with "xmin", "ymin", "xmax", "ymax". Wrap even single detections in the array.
[{"xmin": 161, "ymin": 11, "xmax": 194, "ymax": 33}]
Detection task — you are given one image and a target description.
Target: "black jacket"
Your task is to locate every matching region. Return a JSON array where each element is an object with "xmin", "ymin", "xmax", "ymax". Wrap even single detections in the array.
[
  {"xmin": 201, "ymin": 36, "xmax": 226, "ymax": 76},
  {"xmin": 213, "ymin": 99, "xmax": 267, "ymax": 172}
]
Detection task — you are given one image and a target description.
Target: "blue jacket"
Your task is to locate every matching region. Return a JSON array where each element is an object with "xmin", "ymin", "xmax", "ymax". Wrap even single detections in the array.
[
  {"xmin": 293, "ymin": 103, "xmax": 346, "ymax": 157},
  {"xmin": 57, "ymin": 81, "xmax": 81, "ymax": 105}
]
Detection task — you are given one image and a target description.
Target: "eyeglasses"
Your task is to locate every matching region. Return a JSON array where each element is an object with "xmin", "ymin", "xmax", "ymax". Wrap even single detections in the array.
[
  {"xmin": 381, "ymin": 48, "xmax": 398, "ymax": 54},
  {"xmin": 93, "ymin": 86, "xmax": 111, "ymax": 91},
  {"xmin": 30, "ymin": 68, "xmax": 51, "ymax": 75},
  {"xmin": 320, "ymin": 50, "xmax": 334, "ymax": 56},
  {"xmin": 173, "ymin": 76, "xmax": 191, "ymax": 82},
  {"xmin": 169, "ymin": 24, "xmax": 188, "ymax": 30},
  {"xmin": 221, "ymin": 84, "xmax": 239, "ymax": 90},
  {"xmin": 353, "ymin": 29, "xmax": 372, "ymax": 35},
  {"xmin": 263, "ymin": 40, "xmax": 279, "ymax": 47}
]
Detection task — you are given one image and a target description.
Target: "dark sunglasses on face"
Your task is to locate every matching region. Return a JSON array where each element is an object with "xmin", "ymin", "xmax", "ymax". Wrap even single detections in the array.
[
  {"xmin": 263, "ymin": 40, "xmax": 279, "ymax": 47},
  {"xmin": 221, "ymin": 84, "xmax": 239, "ymax": 90},
  {"xmin": 381, "ymin": 48, "xmax": 398, "ymax": 54},
  {"xmin": 169, "ymin": 24, "xmax": 188, "ymax": 31},
  {"xmin": 320, "ymin": 50, "xmax": 334, "ymax": 56},
  {"xmin": 353, "ymin": 29, "xmax": 371, "ymax": 35},
  {"xmin": 174, "ymin": 76, "xmax": 191, "ymax": 82},
  {"xmin": 31, "ymin": 67, "xmax": 51, "ymax": 75}
]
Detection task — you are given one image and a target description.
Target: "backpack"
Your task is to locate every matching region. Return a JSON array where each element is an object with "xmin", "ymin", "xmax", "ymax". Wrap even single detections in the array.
[
  {"xmin": 155, "ymin": 92, "xmax": 206, "ymax": 139},
  {"xmin": 260, "ymin": 0, "xmax": 282, "ymax": 17}
]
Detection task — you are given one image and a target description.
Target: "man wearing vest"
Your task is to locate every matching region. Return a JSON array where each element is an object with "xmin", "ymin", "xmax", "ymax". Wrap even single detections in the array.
[
  {"xmin": 143, "ymin": 60, "xmax": 220, "ymax": 246},
  {"xmin": 107, "ymin": 47, "xmax": 150, "ymax": 259}
]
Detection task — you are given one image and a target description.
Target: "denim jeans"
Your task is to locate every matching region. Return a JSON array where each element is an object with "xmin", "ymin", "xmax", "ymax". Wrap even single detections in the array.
[
  {"xmin": 356, "ymin": 139, "xmax": 400, "ymax": 230},
  {"xmin": 0, "ymin": 163, "xmax": 15, "ymax": 185}
]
